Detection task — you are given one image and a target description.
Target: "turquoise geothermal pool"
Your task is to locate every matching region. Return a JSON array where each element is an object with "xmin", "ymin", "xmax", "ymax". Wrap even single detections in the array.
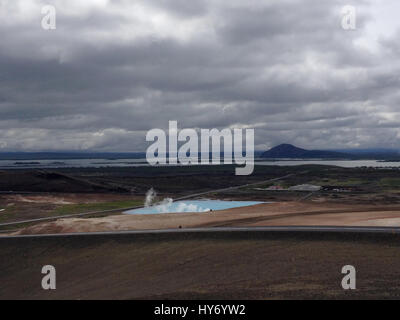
[{"xmin": 124, "ymin": 200, "xmax": 264, "ymax": 214}]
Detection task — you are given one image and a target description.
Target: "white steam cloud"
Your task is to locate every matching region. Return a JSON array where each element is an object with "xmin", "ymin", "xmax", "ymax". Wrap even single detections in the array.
[
  {"xmin": 145, "ymin": 188, "xmax": 211, "ymax": 213},
  {"xmin": 144, "ymin": 187, "xmax": 157, "ymax": 207},
  {"xmin": 155, "ymin": 198, "xmax": 211, "ymax": 213}
]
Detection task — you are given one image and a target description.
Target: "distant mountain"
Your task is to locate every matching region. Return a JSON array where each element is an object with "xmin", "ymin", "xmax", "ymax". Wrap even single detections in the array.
[
  {"xmin": 332, "ymin": 148, "xmax": 400, "ymax": 158},
  {"xmin": 333, "ymin": 148, "xmax": 398, "ymax": 154},
  {"xmin": 261, "ymin": 144, "xmax": 351, "ymax": 159}
]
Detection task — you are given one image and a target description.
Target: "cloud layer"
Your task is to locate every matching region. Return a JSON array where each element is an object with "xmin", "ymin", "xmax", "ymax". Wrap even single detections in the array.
[{"xmin": 1, "ymin": 0, "xmax": 400, "ymax": 151}]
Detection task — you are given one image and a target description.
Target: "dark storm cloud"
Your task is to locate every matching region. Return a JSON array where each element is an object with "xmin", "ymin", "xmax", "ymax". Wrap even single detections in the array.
[{"xmin": 0, "ymin": 0, "xmax": 399, "ymax": 151}]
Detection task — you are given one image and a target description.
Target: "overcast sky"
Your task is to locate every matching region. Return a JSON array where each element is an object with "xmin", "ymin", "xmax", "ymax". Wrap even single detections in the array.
[{"xmin": 0, "ymin": 0, "xmax": 400, "ymax": 151}]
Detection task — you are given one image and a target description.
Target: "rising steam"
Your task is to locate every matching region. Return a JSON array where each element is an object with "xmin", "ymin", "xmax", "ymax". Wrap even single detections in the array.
[
  {"xmin": 144, "ymin": 188, "xmax": 211, "ymax": 213},
  {"xmin": 155, "ymin": 198, "xmax": 210, "ymax": 213},
  {"xmin": 144, "ymin": 187, "xmax": 157, "ymax": 207}
]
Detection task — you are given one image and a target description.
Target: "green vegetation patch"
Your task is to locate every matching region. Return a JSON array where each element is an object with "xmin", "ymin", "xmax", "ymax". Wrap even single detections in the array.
[
  {"xmin": 54, "ymin": 200, "xmax": 143, "ymax": 215},
  {"xmin": 0, "ymin": 206, "xmax": 19, "ymax": 223},
  {"xmin": 379, "ymin": 178, "xmax": 400, "ymax": 188},
  {"xmin": 310, "ymin": 178, "xmax": 367, "ymax": 187}
]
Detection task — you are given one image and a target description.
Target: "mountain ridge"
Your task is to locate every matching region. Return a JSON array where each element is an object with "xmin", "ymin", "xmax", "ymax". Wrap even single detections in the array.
[{"xmin": 261, "ymin": 144, "xmax": 351, "ymax": 159}]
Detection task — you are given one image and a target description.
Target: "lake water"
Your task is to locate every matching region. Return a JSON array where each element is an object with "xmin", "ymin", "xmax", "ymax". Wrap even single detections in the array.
[
  {"xmin": 124, "ymin": 200, "xmax": 265, "ymax": 215},
  {"xmin": 0, "ymin": 158, "xmax": 149, "ymax": 169},
  {"xmin": 255, "ymin": 160, "xmax": 400, "ymax": 168},
  {"xmin": 1, "ymin": 158, "xmax": 400, "ymax": 169}
]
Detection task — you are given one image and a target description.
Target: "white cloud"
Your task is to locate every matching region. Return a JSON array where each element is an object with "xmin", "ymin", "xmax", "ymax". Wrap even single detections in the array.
[{"xmin": 0, "ymin": 0, "xmax": 400, "ymax": 151}]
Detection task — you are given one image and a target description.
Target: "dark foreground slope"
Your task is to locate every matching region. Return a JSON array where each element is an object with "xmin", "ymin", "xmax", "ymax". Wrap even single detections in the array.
[{"xmin": 1, "ymin": 230, "xmax": 400, "ymax": 299}]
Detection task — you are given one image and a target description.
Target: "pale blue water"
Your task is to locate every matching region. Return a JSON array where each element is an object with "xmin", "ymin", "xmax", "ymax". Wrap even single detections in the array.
[
  {"xmin": 124, "ymin": 200, "xmax": 264, "ymax": 215},
  {"xmin": 2, "ymin": 158, "xmax": 400, "ymax": 169}
]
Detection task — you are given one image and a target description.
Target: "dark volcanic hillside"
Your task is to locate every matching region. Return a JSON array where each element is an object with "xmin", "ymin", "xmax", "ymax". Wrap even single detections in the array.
[{"xmin": 261, "ymin": 144, "xmax": 350, "ymax": 159}]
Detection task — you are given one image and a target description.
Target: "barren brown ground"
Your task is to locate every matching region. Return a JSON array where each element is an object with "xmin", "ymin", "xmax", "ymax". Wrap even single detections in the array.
[
  {"xmin": 1, "ymin": 231, "xmax": 400, "ymax": 299},
  {"xmin": 3, "ymin": 167, "xmax": 400, "ymax": 299},
  {"xmin": 10, "ymin": 201, "xmax": 400, "ymax": 235}
]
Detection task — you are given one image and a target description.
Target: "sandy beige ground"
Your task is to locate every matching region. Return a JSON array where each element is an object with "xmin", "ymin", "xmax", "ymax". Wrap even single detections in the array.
[{"xmin": 10, "ymin": 201, "xmax": 400, "ymax": 235}]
